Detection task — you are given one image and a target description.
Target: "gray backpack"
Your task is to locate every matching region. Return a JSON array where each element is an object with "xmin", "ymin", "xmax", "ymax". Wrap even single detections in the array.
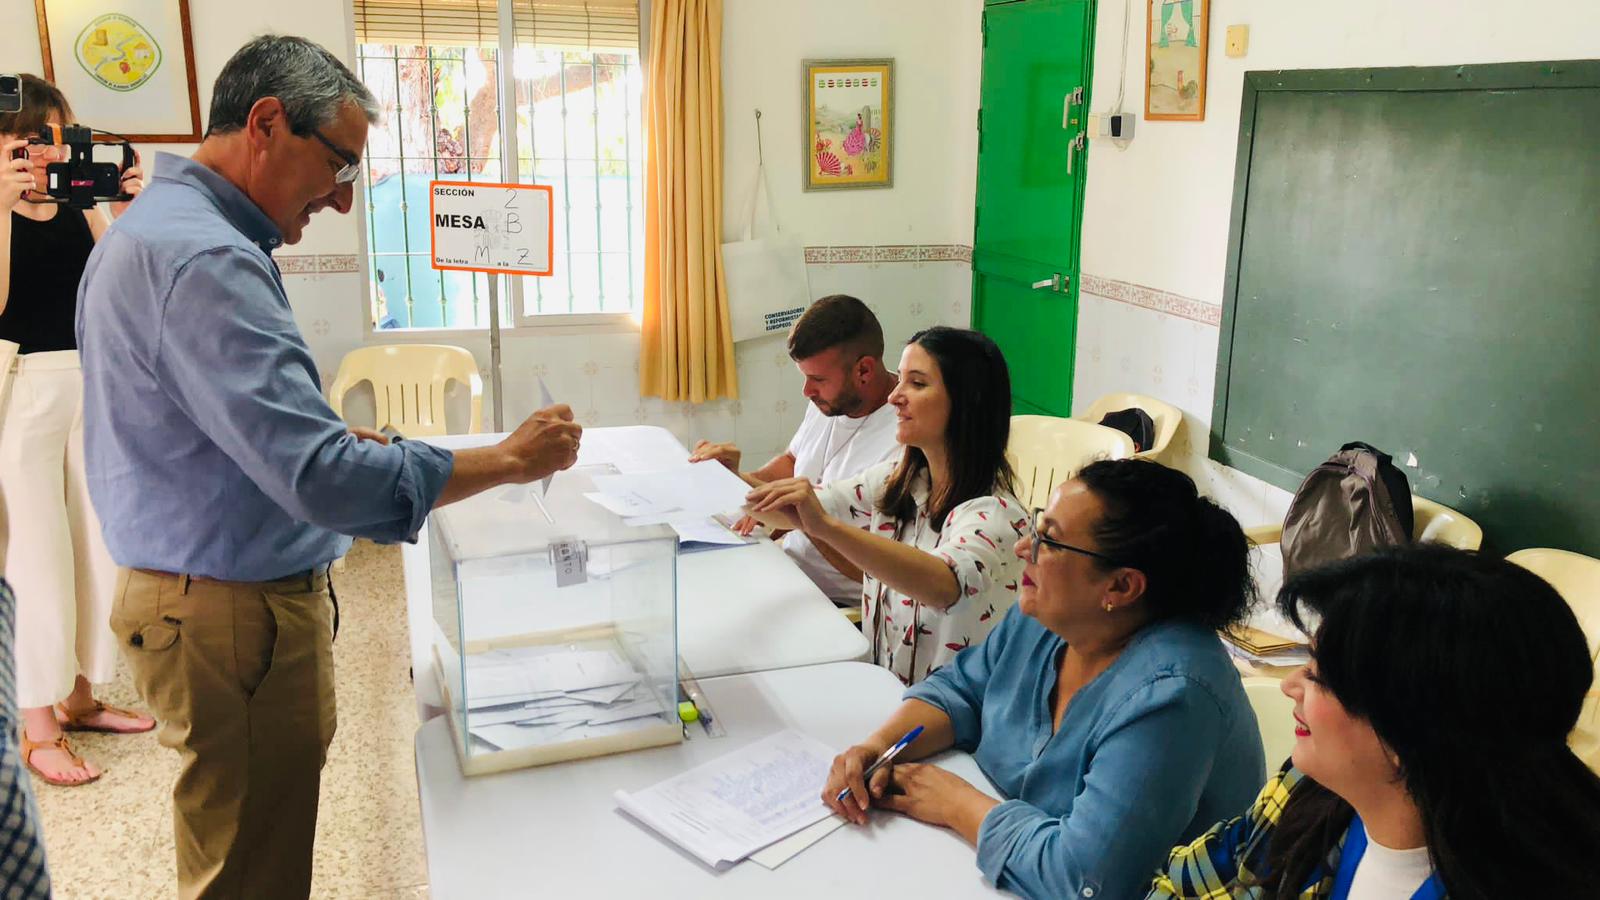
[{"xmin": 1280, "ymin": 442, "xmax": 1414, "ymax": 580}]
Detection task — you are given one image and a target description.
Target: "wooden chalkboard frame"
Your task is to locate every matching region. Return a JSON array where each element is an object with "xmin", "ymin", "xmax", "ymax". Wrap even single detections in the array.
[{"xmin": 1209, "ymin": 59, "xmax": 1600, "ymax": 494}]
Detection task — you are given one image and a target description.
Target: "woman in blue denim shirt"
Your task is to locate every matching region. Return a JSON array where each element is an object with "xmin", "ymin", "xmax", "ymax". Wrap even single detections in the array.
[{"xmin": 821, "ymin": 458, "xmax": 1265, "ymax": 900}]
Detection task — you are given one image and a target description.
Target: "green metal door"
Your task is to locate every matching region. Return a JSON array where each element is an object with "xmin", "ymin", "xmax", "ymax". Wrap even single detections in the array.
[{"xmin": 972, "ymin": 0, "xmax": 1094, "ymax": 416}]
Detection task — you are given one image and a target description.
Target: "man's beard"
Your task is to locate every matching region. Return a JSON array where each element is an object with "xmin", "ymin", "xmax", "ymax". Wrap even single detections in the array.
[{"xmin": 813, "ymin": 383, "xmax": 864, "ymax": 417}]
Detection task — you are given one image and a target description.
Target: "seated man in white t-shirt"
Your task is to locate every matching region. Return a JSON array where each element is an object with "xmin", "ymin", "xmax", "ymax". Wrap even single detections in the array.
[{"xmin": 690, "ymin": 295, "xmax": 900, "ymax": 604}]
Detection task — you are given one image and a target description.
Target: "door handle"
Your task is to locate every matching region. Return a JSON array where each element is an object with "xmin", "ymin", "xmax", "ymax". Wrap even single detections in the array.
[
  {"xmin": 1032, "ymin": 275, "xmax": 1061, "ymax": 291},
  {"xmin": 1061, "ymin": 86, "xmax": 1084, "ymax": 128},
  {"xmin": 1065, "ymin": 130, "xmax": 1086, "ymax": 174}
]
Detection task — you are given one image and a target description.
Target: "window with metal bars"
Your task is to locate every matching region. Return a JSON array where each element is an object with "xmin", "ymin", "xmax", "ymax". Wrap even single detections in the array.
[{"xmin": 354, "ymin": 1, "xmax": 642, "ymax": 330}]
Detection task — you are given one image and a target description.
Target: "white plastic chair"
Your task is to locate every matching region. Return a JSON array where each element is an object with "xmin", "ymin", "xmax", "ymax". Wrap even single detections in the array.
[
  {"xmin": 1242, "ymin": 676, "xmax": 1298, "ymax": 780},
  {"xmin": 1006, "ymin": 416, "xmax": 1135, "ymax": 510},
  {"xmin": 1507, "ymin": 548, "xmax": 1600, "ymax": 774},
  {"xmin": 1244, "ymin": 494, "xmax": 1484, "ymax": 551},
  {"xmin": 1074, "ymin": 392, "xmax": 1183, "ymax": 460},
  {"xmin": 327, "ymin": 344, "xmax": 484, "ymax": 437}
]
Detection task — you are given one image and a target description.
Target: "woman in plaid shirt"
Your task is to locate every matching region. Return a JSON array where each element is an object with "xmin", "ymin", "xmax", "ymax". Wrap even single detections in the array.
[{"xmin": 1147, "ymin": 545, "xmax": 1600, "ymax": 899}]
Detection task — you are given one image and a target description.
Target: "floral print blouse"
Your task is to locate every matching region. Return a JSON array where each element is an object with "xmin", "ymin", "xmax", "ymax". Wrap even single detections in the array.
[{"xmin": 816, "ymin": 460, "xmax": 1029, "ymax": 685}]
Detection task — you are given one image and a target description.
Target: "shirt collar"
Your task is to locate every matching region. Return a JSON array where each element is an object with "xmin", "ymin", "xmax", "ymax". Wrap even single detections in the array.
[{"xmin": 151, "ymin": 152, "xmax": 285, "ymax": 254}]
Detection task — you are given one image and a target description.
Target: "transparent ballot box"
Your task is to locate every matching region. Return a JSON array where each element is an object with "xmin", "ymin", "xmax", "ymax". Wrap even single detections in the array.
[{"xmin": 428, "ymin": 466, "xmax": 680, "ymax": 775}]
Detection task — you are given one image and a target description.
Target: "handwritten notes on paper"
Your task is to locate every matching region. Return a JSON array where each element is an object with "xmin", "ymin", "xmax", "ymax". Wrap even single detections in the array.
[{"xmin": 613, "ymin": 729, "xmax": 841, "ymax": 869}]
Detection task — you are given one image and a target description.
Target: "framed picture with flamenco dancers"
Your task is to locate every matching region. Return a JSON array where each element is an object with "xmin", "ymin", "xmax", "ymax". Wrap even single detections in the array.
[{"xmin": 803, "ymin": 58, "xmax": 893, "ymax": 191}]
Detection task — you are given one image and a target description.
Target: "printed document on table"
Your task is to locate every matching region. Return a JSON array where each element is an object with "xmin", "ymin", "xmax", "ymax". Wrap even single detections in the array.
[
  {"xmin": 589, "ymin": 461, "xmax": 753, "ymax": 522},
  {"xmin": 613, "ymin": 729, "xmax": 838, "ymax": 870}
]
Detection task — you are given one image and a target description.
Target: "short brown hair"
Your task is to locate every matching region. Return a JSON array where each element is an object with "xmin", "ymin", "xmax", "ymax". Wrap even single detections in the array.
[
  {"xmin": 787, "ymin": 294, "xmax": 884, "ymax": 362},
  {"xmin": 0, "ymin": 74, "xmax": 73, "ymax": 139}
]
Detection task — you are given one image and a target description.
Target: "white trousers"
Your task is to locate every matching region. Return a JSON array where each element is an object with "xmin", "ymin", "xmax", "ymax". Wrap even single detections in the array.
[{"xmin": 0, "ymin": 350, "xmax": 118, "ymax": 708}]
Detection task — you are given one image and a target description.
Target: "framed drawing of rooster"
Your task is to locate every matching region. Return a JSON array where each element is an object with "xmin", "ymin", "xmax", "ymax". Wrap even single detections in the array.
[
  {"xmin": 1146, "ymin": 0, "xmax": 1208, "ymax": 121},
  {"xmin": 803, "ymin": 58, "xmax": 893, "ymax": 191}
]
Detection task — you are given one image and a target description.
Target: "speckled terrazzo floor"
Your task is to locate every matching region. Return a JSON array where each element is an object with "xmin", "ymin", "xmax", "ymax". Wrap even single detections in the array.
[{"xmin": 30, "ymin": 540, "xmax": 428, "ymax": 899}]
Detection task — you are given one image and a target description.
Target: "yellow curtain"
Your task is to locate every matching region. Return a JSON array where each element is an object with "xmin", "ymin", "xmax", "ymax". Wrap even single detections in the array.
[{"xmin": 639, "ymin": 0, "xmax": 737, "ymax": 401}]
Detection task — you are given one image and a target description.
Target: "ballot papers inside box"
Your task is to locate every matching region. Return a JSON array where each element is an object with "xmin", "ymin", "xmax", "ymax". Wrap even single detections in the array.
[{"xmin": 428, "ymin": 464, "xmax": 680, "ymax": 775}]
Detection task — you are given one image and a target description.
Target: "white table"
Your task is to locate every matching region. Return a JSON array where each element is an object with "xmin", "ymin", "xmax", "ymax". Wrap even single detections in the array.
[
  {"xmin": 401, "ymin": 427, "xmax": 869, "ymax": 714},
  {"xmin": 414, "ymin": 662, "xmax": 1004, "ymax": 899}
]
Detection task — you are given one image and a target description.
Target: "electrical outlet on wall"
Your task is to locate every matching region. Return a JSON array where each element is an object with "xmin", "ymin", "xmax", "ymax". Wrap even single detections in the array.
[
  {"xmin": 1088, "ymin": 113, "xmax": 1136, "ymax": 141},
  {"xmin": 1226, "ymin": 25, "xmax": 1250, "ymax": 58}
]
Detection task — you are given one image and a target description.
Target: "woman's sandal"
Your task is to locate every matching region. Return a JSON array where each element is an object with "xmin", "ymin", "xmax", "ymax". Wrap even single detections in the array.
[
  {"xmin": 20, "ymin": 732, "xmax": 102, "ymax": 787},
  {"xmin": 54, "ymin": 700, "xmax": 156, "ymax": 734}
]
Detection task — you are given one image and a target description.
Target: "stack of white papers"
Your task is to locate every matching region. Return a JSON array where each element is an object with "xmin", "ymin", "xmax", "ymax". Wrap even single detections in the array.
[
  {"xmin": 614, "ymin": 729, "xmax": 844, "ymax": 870},
  {"xmin": 584, "ymin": 461, "xmax": 757, "ymax": 549},
  {"xmin": 464, "ymin": 647, "xmax": 669, "ymax": 750}
]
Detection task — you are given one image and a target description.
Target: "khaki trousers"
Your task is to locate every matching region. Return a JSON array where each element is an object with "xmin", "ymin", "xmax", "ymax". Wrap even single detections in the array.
[{"xmin": 110, "ymin": 567, "xmax": 338, "ymax": 900}]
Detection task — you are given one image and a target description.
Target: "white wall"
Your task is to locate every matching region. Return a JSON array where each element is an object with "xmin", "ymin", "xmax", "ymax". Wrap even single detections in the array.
[
  {"xmin": 721, "ymin": 0, "xmax": 980, "ymax": 248},
  {"xmin": 1075, "ymin": 0, "xmax": 1600, "ymax": 525},
  {"xmin": 2, "ymin": 0, "xmax": 984, "ymax": 464}
]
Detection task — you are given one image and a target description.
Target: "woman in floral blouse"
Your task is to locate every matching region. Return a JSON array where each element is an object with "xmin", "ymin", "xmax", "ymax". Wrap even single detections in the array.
[{"xmin": 747, "ymin": 326, "xmax": 1026, "ymax": 686}]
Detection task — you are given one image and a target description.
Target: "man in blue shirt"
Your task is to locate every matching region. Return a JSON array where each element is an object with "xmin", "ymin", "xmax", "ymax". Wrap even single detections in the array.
[{"xmin": 77, "ymin": 36, "xmax": 581, "ymax": 899}]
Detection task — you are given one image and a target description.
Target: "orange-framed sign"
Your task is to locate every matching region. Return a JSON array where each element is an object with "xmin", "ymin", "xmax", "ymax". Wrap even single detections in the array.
[{"xmin": 428, "ymin": 180, "xmax": 554, "ymax": 276}]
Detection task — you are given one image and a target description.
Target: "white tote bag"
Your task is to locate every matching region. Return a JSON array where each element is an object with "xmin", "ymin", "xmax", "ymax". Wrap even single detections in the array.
[{"xmin": 722, "ymin": 161, "xmax": 810, "ymax": 343}]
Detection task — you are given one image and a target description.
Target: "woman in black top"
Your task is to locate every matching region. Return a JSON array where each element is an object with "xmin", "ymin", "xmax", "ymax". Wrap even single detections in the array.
[{"xmin": 1, "ymin": 74, "xmax": 152, "ymax": 787}]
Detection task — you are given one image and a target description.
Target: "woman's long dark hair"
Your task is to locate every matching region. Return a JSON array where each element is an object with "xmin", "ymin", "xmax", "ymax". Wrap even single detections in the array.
[
  {"xmin": 1263, "ymin": 544, "xmax": 1600, "ymax": 899},
  {"xmin": 879, "ymin": 327, "xmax": 1016, "ymax": 531},
  {"xmin": 1076, "ymin": 458, "xmax": 1255, "ymax": 629}
]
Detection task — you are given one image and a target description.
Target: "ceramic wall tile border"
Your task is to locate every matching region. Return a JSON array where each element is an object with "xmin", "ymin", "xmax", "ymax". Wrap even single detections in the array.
[
  {"xmin": 275, "ymin": 254, "xmax": 362, "ymax": 275},
  {"xmin": 1079, "ymin": 274, "xmax": 1222, "ymax": 327},
  {"xmin": 283, "ymin": 247, "xmax": 974, "ymax": 276},
  {"xmin": 803, "ymin": 244, "xmax": 973, "ymax": 265}
]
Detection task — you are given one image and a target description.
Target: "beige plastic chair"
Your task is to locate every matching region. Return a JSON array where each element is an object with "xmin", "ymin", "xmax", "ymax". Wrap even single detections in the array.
[
  {"xmin": 1242, "ymin": 676, "xmax": 1298, "ymax": 780},
  {"xmin": 1007, "ymin": 415, "xmax": 1136, "ymax": 510},
  {"xmin": 837, "ymin": 416, "xmax": 1131, "ymax": 626},
  {"xmin": 1243, "ymin": 494, "xmax": 1484, "ymax": 550},
  {"xmin": 1074, "ymin": 392, "xmax": 1183, "ymax": 460},
  {"xmin": 1238, "ymin": 496, "xmax": 1482, "ymax": 681},
  {"xmin": 327, "ymin": 344, "xmax": 484, "ymax": 437},
  {"xmin": 1507, "ymin": 548, "xmax": 1600, "ymax": 774}
]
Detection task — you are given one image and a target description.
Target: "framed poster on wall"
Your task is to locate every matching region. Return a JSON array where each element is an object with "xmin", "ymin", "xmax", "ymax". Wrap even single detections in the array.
[
  {"xmin": 34, "ymin": 0, "xmax": 203, "ymax": 141},
  {"xmin": 1146, "ymin": 0, "xmax": 1208, "ymax": 121},
  {"xmin": 803, "ymin": 58, "xmax": 893, "ymax": 191}
]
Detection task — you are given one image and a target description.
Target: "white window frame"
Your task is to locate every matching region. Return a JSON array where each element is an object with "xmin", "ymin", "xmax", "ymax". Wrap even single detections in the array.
[{"xmin": 348, "ymin": 0, "xmax": 646, "ymax": 338}]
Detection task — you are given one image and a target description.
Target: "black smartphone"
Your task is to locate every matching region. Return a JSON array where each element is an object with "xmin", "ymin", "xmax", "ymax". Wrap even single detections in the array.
[{"xmin": 0, "ymin": 74, "xmax": 19, "ymax": 114}]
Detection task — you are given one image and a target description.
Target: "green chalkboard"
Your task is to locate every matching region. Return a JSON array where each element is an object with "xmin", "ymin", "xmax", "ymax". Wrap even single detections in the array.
[{"xmin": 1211, "ymin": 61, "xmax": 1600, "ymax": 556}]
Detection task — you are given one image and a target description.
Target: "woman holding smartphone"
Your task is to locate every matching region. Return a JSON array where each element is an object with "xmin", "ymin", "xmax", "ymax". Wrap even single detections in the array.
[{"xmin": 1, "ymin": 74, "xmax": 152, "ymax": 787}]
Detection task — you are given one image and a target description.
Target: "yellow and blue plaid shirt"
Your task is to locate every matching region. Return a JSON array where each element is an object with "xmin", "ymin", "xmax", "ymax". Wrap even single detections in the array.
[{"xmin": 1145, "ymin": 762, "xmax": 1339, "ymax": 899}]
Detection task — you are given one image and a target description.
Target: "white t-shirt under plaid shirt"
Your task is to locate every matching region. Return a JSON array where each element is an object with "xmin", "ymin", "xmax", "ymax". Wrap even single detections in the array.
[{"xmin": 816, "ymin": 460, "xmax": 1029, "ymax": 685}]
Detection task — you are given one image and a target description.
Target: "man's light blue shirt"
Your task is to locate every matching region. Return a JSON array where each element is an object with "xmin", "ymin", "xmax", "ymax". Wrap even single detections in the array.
[
  {"xmin": 905, "ymin": 606, "xmax": 1266, "ymax": 900},
  {"xmin": 77, "ymin": 152, "xmax": 454, "ymax": 581}
]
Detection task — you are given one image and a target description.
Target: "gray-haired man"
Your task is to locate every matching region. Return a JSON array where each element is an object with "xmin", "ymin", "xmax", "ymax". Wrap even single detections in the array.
[{"xmin": 77, "ymin": 36, "xmax": 579, "ymax": 898}]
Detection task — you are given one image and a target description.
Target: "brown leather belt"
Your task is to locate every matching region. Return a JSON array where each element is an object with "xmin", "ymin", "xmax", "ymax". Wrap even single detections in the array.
[
  {"xmin": 132, "ymin": 567, "xmax": 324, "ymax": 589},
  {"xmin": 131, "ymin": 566, "xmax": 339, "ymax": 636}
]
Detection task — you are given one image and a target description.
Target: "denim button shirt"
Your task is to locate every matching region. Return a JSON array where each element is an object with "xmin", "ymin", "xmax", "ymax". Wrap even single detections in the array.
[
  {"xmin": 905, "ymin": 606, "xmax": 1266, "ymax": 900},
  {"xmin": 77, "ymin": 153, "xmax": 454, "ymax": 581}
]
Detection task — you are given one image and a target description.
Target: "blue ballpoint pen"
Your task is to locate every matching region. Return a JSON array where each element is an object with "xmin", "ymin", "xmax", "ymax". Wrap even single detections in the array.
[{"xmin": 836, "ymin": 725, "xmax": 924, "ymax": 803}]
